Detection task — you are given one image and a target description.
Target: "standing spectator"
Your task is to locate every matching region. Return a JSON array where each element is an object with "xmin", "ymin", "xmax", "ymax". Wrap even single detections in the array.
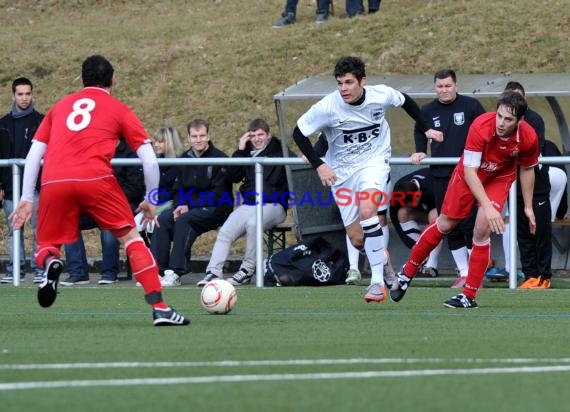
[
  {"xmin": 152, "ymin": 119, "xmax": 233, "ymax": 287},
  {"xmin": 10, "ymin": 55, "xmax": 189, "ymax": 326},
  {"xmin": 544, "ymin": 140, "xmax": 568, "ymax": 221},
  {"xmin": 0, "ymin": 77, "xmax": 45, "ymax": 284},
  {"xmin": 345, "ymin": 0, "xmax": 382, "ymax": 17},
  {"xmin": 62, "ymin": 137, "xmax": 145, "ymax": 285},
  {"xmin": 198, "ymin": 118, "xmax": 291, "ymax": 286},
  {"xmin": 292, "ymin": 56, "xmax": 442, "ymax": 303},
  {"xmin": 410, "ymin": 69, "xmax": 486, "ymax": 287},
  {"xmin": 272, "ymin": 0, "xmax": 331, "ymax": 27},
  {"xmin": 390, "ymin": 91, "xmax": 539, "ymax": 308}
]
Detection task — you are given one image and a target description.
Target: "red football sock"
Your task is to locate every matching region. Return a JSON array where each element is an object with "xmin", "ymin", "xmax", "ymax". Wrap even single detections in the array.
[
  {"xmin": 403, "ymin": 221, "xmax": 445, "ymax": 277},
  {"xmin": 126, "ymin": 238, "xmax": 167, "ymax": 310},
  {"xmin": 462, "ymin": 239, "xmax": 490, "ymax": 300},
  {"xmin": 34, "ymin": 244, "xmax": 61, "ymax": 269}
]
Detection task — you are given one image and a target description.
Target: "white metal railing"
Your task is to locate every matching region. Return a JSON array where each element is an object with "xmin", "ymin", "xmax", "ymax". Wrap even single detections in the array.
[{"xmin": 1, "ymin": 155, "xmax": 569, "ymax": 288}]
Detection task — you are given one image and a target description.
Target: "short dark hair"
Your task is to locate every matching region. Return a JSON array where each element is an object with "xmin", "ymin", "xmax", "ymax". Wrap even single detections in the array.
[
  {"xmin": 497, "ymin": 90, "xmax": 528, "ymax": 120},
  {"xmin": 393, "ymin": 179, "xmax": 421, "ymax": 205},
  {"xmin": 81, "ymin": 55, "xmax": 114, "ymax": 88},
  {"xmin": 334, "ymin": 56, "xmax": 366, "ymax": 81},
  {"xmin": 187, "ymin": 118, "xmax": 210, "ymax": 134},
  {"xmin": 247, "ymin": 118, "xmax": 270, "ymax": 133},
  {"xmin": 504, "ymin": 81, "xmax": 525, "ymax": 96},
  {"xmin": 434, "ymin": 69, "xmax": 456, "ymax": 83},
  {"xmin": 12, "ymin": 77, "xmax": 33, "ymax": 93}
]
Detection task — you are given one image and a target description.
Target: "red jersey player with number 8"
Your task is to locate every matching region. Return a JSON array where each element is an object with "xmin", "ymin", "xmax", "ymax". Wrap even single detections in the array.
[{"xmin": 10, "ymin": 55, "xmax": 189, "ymax": 326}]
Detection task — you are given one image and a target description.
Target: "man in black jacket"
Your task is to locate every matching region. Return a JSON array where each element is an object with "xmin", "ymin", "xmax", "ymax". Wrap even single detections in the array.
[
  {"xmin": 151, "ymin": 119, "xmax": 233, "ymax": 287},
  {"xmin": 0, "ymin": 77, "xmax": 45, "ymax": 284},
  {"xmin": 199, "ymin": 118, "xmax": 291, "ymax": 286}
]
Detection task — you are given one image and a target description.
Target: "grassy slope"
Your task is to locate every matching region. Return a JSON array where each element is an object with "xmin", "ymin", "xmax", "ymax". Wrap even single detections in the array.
[
  {"xmin": 0, "ymin": 0, "xmax": 568, "ymax": 152},
  {"xmin": 0, "ymin": 0, "xmax": 568, "ymax": 256}
]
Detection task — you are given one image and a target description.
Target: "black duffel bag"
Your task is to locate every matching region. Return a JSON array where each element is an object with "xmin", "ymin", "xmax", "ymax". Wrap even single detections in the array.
[{"xmin": 264, "ymin": 236, "xmax": 348, "ymax": 286}]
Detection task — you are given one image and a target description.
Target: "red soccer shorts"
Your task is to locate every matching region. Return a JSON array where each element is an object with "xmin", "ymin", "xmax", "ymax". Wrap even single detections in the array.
[
  {"xmin": 36, "ymin": 176, "xmax": 136, "ymax": 245},
  {"xmin": 441, "ymin": 169, "xmax": 513, "ymax": 219}
]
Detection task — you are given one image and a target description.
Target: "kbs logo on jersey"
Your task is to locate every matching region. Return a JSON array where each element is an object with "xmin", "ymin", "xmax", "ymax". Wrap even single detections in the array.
[{"xmin": 342, "ymin": 124, "xmax": 380, "ymax": 144}]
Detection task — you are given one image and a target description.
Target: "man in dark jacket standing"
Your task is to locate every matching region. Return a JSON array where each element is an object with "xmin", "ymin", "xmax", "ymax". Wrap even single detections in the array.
[
  {"xmin": 198, "ymin": 118, "xmax": 291, "ymax": 287},
  {"xmin": 0, "ymin": 77, "xmax": 45, "ymax": 284},
  {"xmin": 152, "ymin": 119, "xmax": 233, "ymax": 287}
]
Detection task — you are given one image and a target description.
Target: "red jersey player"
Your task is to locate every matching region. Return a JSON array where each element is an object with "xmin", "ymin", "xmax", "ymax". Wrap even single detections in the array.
[
  {"xmin": 10, "ymin": 55, "xmax": 189, "ymax": 326},
  {"xmin": 390, "ymin": 91, "xmax": 539, "ymax": 308}
]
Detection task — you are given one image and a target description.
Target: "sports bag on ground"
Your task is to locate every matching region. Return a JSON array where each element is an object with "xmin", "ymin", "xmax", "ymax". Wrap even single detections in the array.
[{"xmin": 264, "ymin": 236, "xmax": 348, "ymax": 286}]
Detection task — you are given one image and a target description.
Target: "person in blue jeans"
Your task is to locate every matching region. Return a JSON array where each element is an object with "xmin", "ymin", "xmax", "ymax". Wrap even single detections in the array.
[
  {"xmin": 62, "ymin": 217, "xmax": 136, "ymax": 285},
  {"xmin": 272, "ymin": 0, "xmax": 331, "ymax": 27},
  {"xmin": 345, "ymin": 0, "xmax": 381, "ymax": 17},
  {"xmin": 0, "ymin": 77, "xmax": 45, "ymax": 284}
]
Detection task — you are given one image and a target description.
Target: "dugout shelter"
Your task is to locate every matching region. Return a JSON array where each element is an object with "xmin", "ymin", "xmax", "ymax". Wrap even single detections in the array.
[{"xmin": 273, "ymin": 73, "xmax": 570, "ymax": 271}]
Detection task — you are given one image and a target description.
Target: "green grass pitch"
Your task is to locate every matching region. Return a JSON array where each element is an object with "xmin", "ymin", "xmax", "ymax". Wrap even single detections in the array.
[{"xmin": 2, "ymin": 284, "xmax": 570, "ymax": 412}]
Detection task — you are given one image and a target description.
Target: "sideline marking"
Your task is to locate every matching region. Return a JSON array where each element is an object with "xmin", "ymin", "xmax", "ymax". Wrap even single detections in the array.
[
  {"xmin": 2, "ymin": 365, "xmax": 570, "ymax": 390},
  {"xmin": 3, "ymin": 357, "xmax": 570, "ymax": 370}
]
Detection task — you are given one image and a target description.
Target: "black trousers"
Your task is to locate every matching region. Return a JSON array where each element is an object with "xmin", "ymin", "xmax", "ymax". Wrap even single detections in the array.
[
  {"xmin": 433, "ymin": 176, "xmax": 476, "ymax": 250},
  {"xmin": 517, "ymin": 197, "xmax": 552, "ymax": 279},
  {"xmin": 150, "ymin": 206, "xmax": 230, "ymax": 274}
]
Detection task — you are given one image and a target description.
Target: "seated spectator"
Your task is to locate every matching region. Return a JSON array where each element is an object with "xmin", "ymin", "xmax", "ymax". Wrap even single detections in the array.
[
  {"xmin": 62, "ymin": 137, "xmax": 145, "ymax": 285},
  {"xmin": 389, "ymin": 168, "xmax": 442, "ymax": 277},
  {"xmin": 272, "ymin": 0, "xmax": 331, "ymax": 27},
  {"xmin": 151, "ymin": 119, "xmax": 233, "ymax": 287},
  {"xmin": 151, "ymin": 126, "xmax": 184, "ymax": 218},
  {"xmin": 198, "ymin": 118, "xmax": 292, "ymax": 286}
]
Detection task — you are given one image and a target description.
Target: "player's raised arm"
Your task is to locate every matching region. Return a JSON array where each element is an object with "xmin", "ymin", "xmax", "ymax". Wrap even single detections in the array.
[{"xmin": 400, "ymin": 92, "xmax": 443, "ymax": 142}]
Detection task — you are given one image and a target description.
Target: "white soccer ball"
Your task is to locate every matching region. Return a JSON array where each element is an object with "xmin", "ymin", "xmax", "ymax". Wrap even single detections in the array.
[{"xmin": 200, "ymin": 279, "xmax": 237, "ymax": 314}]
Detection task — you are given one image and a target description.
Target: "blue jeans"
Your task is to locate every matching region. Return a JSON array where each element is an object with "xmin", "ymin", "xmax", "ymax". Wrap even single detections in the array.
[
  {"xmin": 64, "ymin": 231, "xmax": 90, "ymax": 276},
  {"xmin": 285, "ymin": 0, "xmax": 330, "ymax": 14},
  {"xmin": 3, "ymin": 193, "xmax": 41, "ymax": 275},
  {"xmin": 346, "ymin": 0, "xmax": 381, "ymax": 15},
  {"xmin": 64, "ymin": 212, "xmax": 124, "ymax": 280},
  {"xmin": 64, "ymin": 230, "xmax": 121, "ymax": 280},
  {"xmin": 150, "ymin": 206, "xmax": 230, "ymax": 274}
]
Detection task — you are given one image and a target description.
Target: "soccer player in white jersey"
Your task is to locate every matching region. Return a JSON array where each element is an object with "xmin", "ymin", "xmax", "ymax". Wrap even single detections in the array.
[{"xmin": 293, "ymin": 56, "xmax": 443, "ymax": 303}]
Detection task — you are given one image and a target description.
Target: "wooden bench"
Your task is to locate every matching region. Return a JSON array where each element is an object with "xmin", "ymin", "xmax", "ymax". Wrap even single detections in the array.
[{"xmin": 265, "ymin": 222, "xmax": 295, "ymax": 255}]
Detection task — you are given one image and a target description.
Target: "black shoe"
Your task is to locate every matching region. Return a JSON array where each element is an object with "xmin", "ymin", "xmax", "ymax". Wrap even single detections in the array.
[
  {"xmin": 340, "ymin": 11, "xmax": 365, "ymax": 18},
  {"xmin": 60, "ymin": 275, "xmax": 90, "ymax": 286},
  {"xmin": 443, "ymin": 293, "xmax": 478, "ymax": 309},
  {"xmin": 37, "ymin": 258, "xmax": 64, "ymax": 308},
  {"xmin": 153, "ymin": 307, "xmax": 190, "ymax": 326},
  {"xmin": 389, "ymin": 272, "xmax": 412, "ymax": 303},
  {"xmin": 417, "ymin": 266, "xmax": 438, "ymax": 278},
  {"xmin": 272, "ymin": 12, "xmax": 295, "ymax": 28}
]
